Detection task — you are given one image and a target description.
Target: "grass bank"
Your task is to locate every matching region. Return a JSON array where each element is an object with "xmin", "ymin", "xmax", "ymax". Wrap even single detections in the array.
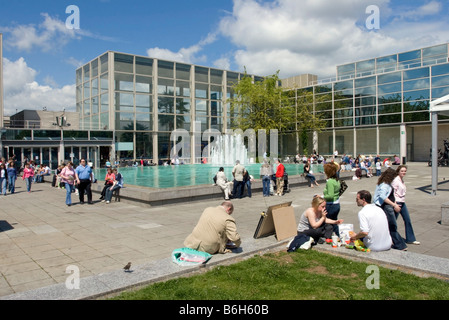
[{"xmin": 111, "ymin": 250, "xmax": 449, "ymax": 300}]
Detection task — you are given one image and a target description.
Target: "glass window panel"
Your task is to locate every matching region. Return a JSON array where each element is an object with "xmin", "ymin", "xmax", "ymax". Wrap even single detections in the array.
[
  {"xmin": 376, "ymin": 54, "xmax": 398, "ymax": 72},
  {"xmin": 135, "ymin": 57, "xmax": 153, "ymax": 75},
  {"xmin": 403, "ymin": 78, "xmax": 429, "ymax": 91},
  {"xmin": 227, "ymin": 72, "xmax": 239, "ymax": 86},
  {"xmin": 76, "ymin": 86, "xmax": 82, "ymax": 102},
  {"xmin": 378, "ymin": 103, "xmax": 401, "ymax": 114},
  {"xmin": 116, "ymin": 112, "xmax": 134, "ymax": 130},
  {"xmin": 195, "ymin": 67, "xmax": 209, "ymax": 82},
  {"xmin": 334, "ymin": 80, "xmax": 353, "ymax": 91},
  {"xmin": 116, "ymin": 93, "xmax": 134, "ymax": 112},
  {"xmin": 158, "ymin": 78, "xmax": 174, "ymax": 95},
  {"xmin": 90, "ymin": 130, "xmax": 113, "ymax": 140},
  {"xmin": 176, "ymin": 114, "xmax": 191, "ymax": 131},
  {"xmin": 91, "ymin": 96, "xmax": 99, "ymax": 114},
  {"xmin": 101, "ymin": 73, "xmax": 108, "ymax": 92},
  {"xmin": 195, "ymin": 100, "xmax": 208, "ymax": 116},
  {"xmin": 90, "ymin": 114, "xmax": 99, "ymax": 130},
  {"xmin": 334, "ymin": 99, "xmax": 353, "ymax": 109},
  {"xmin": 158, "ymin": 114, "xmax": 175, "ymax": 131},
  {"xmin": 355, "ymin": 96, "xmax": 376, "ymax": 106},
  {"xmin": 315, "ymin": 101, "xmax": 333, "ymax": 111},
  {"xmin": 136, "ymin": 75, "xmax": 152, "ymax": 93},
  {"xmin": 379, "ymin": 114, "xmax": 401, "ymax": 124},
  {"xmin": 136, "ymin": 94, "xmax": 152, "ymax": 113},
  {"xmin": 404, "ymin": 112, "xmax": 429, "ymax": 122},
  {"xmin": 91, "ymin": 78, "xmax": 98, "ymax": 97},
  {"xmin": 404, "ymin": 100, "xmax": 429, "ymax": 112},
  {"xmin": 315, "ymin": 92, "xmax": 332, "ymax": 102},
  {"xmin": 83, "ymin": 99, "xmax": 91, "ymax": 116},
  {"xmin": 76, "ymin": 68, "xmax": 82, "ymax": 85},
  {"xmin": 334, "ymin": 118, "xmax": 353, "ymax": 127},
  {"xmin": 355, "ymin": 116, "xmax": 376, "ymax": 126},
  {"xmin": 378, "ymin": 93, "xmax": 402, "ymax": 104},
  {"xmin": 83, "ymin": 81, "xmax": 90, "ymax": 99},
  {"xmin": 158, "ymin": 60, "xmax": 174, "ymax": 78},
  {"xmin": 176, "ymin": 98, "xmax": 190, "ymax": 114},
  {"xmin": 176, "ymin": 80, "xmax": 190, "ymax": 97},
  {"xmin": 114, "ymin": 53, "xmax": 134, "ymax": 73},
  {"xmin": 355, "ymin": 76, "xmax": 376, "ymax": 88},
  {"xmin": 195, "ymin": 83, "xmax": 208, "ymax": 98},
  {"xmin": 210, "ymin": 69, "xmax": 223, "ymax": 84},
  {"xmin": 83, "ymin": 64, "xmax": 90, "ymax": 82},
  {"xmin": 355, "ymin": 106, "xmax": 376, "ymax": 116},
  {"xmin": 91, "ymin": 59, "xmax": 98, "ymax": 77},
  {"xmin": 194, "ymin": 116, "xmax": 208, "ymax": 132},
  {"xmin": 64, "ymin": 131, "xmax": 88, "ymax": 141},
  {"xmin": 356, "ymin": 59, "xmax": 375, "ymax": 71},
  {"xmin": 115, "ymin": 73, "xmax": 134, "ymax": 91},
  {"xmin": 315, "ymin": 84, "xmax": 332, "ymax": 93},
  {"xmin": 337, "ymin": 63, "xmax": 355, "ymax": 76},
  {"xmin": 432, "ymin": 86, "xmax": 449, "ymax": 98},
  {"xmin": 399, "ymin": 49, "xmax": 421, "ymax": 62},
  {"xmin": 136, "ymin": 113, "xmax": 152, "ymax": 130},
  {"xmin": 100, "ymin": 93, "xmax": 109, "ymax": 113},
  {"xmin": 355, "ymin": 86, "xmax": 376, "ymax": 95},
  {"xmin": 423, "ymin": 44, "xmax": 447, "ymax": 58},
  {"xmin": 378, "ymin": 71, "xmax": 401, "ymax": 84},
  {"xmin": 403, "ymin": 67, "xmax": 429, "ymax": 80},
  {"xmin": 100, "ymin": 53, "xmax": 108, "ymax": 74},
  {"xmin": 432, "ymin": 75, "xmax": 449, "ymax": 87},
  {"xmin": 378, "ymin": 82, "xmax": 401, "ymax": 94},
  {"xmin": 100, "ymin": 112, "xmax": 109, "ymax": 130},
  {"xmin": 210, "ymin": 101, "xmax": 222, "ymax": 117},
  {"xmin": 176, "ymin": 63, "xmax": 191, "ymax": 80},
  {"xmin": 334, "ymin": 109, "xmax": 353, "ymax": 118},
  {"xmin": 210, "ymin": 85, "xmax": 222, "ymax": 99},
  {"xmin": 403, "ymin": 89, "xmax": 429, "ymax": 101},
  {"xmin": 136, "ymin": 132, "xmax": 153, "ymax": 158},
  {"xmin": 356, "ymin": 128, "xmax": 377, "ymax": 155},
  {"xmin": 158, "ymin": 97, "xmax": 174, "ymax": 113},
  {"xmin": 432, "ymin": 63, "xmax": 449, "ymax": 77}
]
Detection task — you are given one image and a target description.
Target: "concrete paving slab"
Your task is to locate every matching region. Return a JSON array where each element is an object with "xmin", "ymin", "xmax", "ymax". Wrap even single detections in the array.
[{"xmin": 0, "ymin": 162, "xmax": 449, "ymax": 300}]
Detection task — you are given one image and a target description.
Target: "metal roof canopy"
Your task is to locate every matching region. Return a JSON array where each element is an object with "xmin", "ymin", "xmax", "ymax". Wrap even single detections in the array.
[{"xmin": 429, "ymin": 94, "xmax": 449, "ymax": 195}]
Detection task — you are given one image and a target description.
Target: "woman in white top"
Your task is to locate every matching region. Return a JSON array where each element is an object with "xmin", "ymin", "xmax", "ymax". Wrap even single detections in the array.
[
  {"xmin": 391, "ymin": 165, "xmax": 420, "ymax": 245},
  {"xmin": 216, "ymin": 167, "xmax": 233, "ymax": 200}
]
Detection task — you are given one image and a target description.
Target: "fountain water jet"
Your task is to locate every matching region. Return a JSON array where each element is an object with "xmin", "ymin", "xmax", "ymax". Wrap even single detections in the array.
[{"xmin": 209, "ymin": 134, "xmax": 249, "ymax": 165}]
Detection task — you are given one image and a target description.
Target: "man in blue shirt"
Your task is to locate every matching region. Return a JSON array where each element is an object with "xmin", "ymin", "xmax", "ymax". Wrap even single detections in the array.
[{"xmin": 75, "ymin": 159, "xmax": 93, "ymax": 204}]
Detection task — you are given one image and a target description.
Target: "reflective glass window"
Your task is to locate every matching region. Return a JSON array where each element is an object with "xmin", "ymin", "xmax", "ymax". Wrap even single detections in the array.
[
  {"xmin": 334, "ymin": 80, "xmax": 353, "ymax": 91},
  {"xmin": 354, "ymin": 86, "xmax": 375, "ymax": 95},
  {"xmin": 100, "ymin": 93, "xmax": 109, "ymax": 113},
  {"xmin": 227, "ymin": 72, "xmax": 239, "ymax": 86},
  {"xmin": 337, "ymin": 63, "xmax": 355, "ymax": 76},
  {"xmin": 432, "ymin": 86, "xmax": 449, "ymax": 98},
  {"xmin": 378, "ymin": 114, "xmax": 401, "ymax": 124},
  {"xmin": 101, "ymin": 73, "xmax": 108, "ymax": 92},
  {"xmin": 91, "ymin": 96, "xmax": 99, "ymax": 114},
  {"xmin": 404, "ymin": 100, "xmax": 429, "ymax": 112},
  {"xmin": 83, "ymin": 99, "xmax": 91, "ymax": 116},
  {"xmin": 210, "ymin": 69, "xmax": 223, "ymax": 84},
  {"xmin": 135, "ymin": 57, "xmax": 153, "ymax": 75},
  {"xmin": 195, "ymin": 67, "xmax": 209, "ymax": 82},
  {"xmin": 100, "ymin": 53, "xmax": 108, "ymax": 74},
  {"xmin": 210, "ymin": 85, "xmax": 222, "ymax": 99},
  {"xmin": 355, "ymin": 76, "xmax": 376, "ymax": 88},
  {"xmin": 378, "ymin": 103, "xmax": 401, "ymax": 114},
  {"xmin": 403, "ymin": 89, "xmax": 430, "ymax": 101},
  {"xmin": 116, "ymin": 112, "xmax": 134, "ymax": 130},
  {"xmin": 136, "ymin": 94, "xmax": 152, "ymax": 113},
  {"xmin": 158, "ymin": 114, "xmax": 175, "ymax": 131},
  {"xmin": 83, "ymin": 64, "xmax": 90, "ymax": 82},
  {"xmin": 423, "ymin": 44, "xmax": 447, "ymax": 58},
  {"xmin": 403, "ymin": 78, "xmax": 429, "ymax": 91},
  {"xmin": 431, "ymin": 75, "xmax": 449, "ymax": 87},
  {"xmin": 378, "ymin": 71, "xmax": 401, "ymax": 84},
  {"xmin": 315, "ymin": 101, "xmax": 333, "ymax": 111},
  {"xmin": 136, "ymin": 113, "xmax": 152, "ymax": 131},
  {"xmin": 334, "ymin": 109, "xmax": 353, "ymax": 118},
  {"xmin": 158, "ymin": 97, "xmax": 174, "ymax": 113},
  {"xmin": 176, "ymin": 98, "xmax": 190, "ymax": 114},
  {"xmin": 404, "ymin": 112, "xmax": 429, "ymax": 122},
  {"xmin": 334, "ymin": 99, "xmax": 353, "ymax": 109},
  {"xmin": 195, "ymin": 83, "xmax": 208, "ymax": 98},
  {"xmin": 176, "ymin": 114, "xmax": 191, "ymax": 131},
  {"xmin": 176, "ymin": 81, "xmax": 190, "ymax": 97},
  {"xmin": 176, "ymin": 63, "xmax": 191, "ymax": 80},
  {"xmin": 210, "ymin": 101, "xmax": 222, "ymax": 116},
  {"xmin": 91, "ymin": 59, "xmax": 98, "ymax": 77},
  {"xmin": 158, "ymin": 60, "xmax": 174, "ymax": 78},
  {"xmin": 158, "ymin": 78, "xmax": 174, "ymax": 95},
  {"xmin": 76, "ymin": 69, "xmax": 82, "ymax": 85},
  {"xmin": 114, "ymin": 53, "xmax": 134, "ymax": 73},
  {"xmin": 116, "ymin": 93, "xmax": 134, "ymax": 112},
  {"xmin": 356, "ymin": 59, "xmax": 375, "ymax": 74},
  {"xmin": 376, "ymin": 54, "xmax": 398, "ymax": 73},
  {"xmin": 91, "ymin": 78, "xmax": 98, "ymax": 97},
  {"xmin": 136, "ymin": 76, "xmax": 152, "ymax": 93},
  {"xmin": 432, "ymin": 63, "xmax": 449, "ymax": 76},
  {"xmin": 355, "ymin": 96, "xmax": 376, "ymax": 106},
  {"xmin": 115, "ymin": 73, "xmax": 134, "ymax": 91},
  {"xmin": 378, "ymin": 83, "xmax": 401, "ymax": 95},
  {"xmin": 195, "ymin": 100, "xmax": 208, "ymax": 116},
  {"xmin": 378, "ymin": 93, "xmax": 402, "ymax": 104},
  {"xmin": 399, "ymin": 49, "xmax": 421, "ymax": 62},
  {"xmin": 83, "ymin": 81, "xmax": 90, "ymax": 99},
  {"xmin": 403, "ymin": 67, "xmax": 429, "ymax": 80}
]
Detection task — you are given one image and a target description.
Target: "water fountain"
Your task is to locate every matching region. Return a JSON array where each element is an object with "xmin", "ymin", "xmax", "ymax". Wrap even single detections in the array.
[{"xmin": 209, "ymin": 134, "xmax": 249, "ymax": 165}]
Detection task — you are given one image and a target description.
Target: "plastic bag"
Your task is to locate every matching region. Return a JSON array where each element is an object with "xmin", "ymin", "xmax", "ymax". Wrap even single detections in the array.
[
  {"xmin": 338, "ymin": 224, "xmax": 354, "ymax": 244},
  {"xmin": 172, "ymin": 247, "xmax": 213, "ymax": 266}
]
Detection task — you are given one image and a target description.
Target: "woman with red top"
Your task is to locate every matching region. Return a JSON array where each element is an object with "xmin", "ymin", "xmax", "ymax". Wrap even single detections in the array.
[
  {"xmin": 99, "ymin": 168, "xmax": 115, "ymax": 200},
  {"xmin": 22, "ymin": 163, "xmax": 35, "ymax": 192}
]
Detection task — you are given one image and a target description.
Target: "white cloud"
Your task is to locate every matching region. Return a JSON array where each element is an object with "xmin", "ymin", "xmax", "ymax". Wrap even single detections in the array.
[
  {"xmin": 2, "ymin": 57, "xmax": 75, "ymax": 116},
  {"xmin": 217, "ymin": 0, "xmax": 449, "ymax": 79}
]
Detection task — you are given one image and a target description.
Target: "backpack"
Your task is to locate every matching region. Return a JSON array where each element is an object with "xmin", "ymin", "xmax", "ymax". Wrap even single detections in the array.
[{"xmin": 339, "ymin": 179, "xmax": 348, "ymax": 197}]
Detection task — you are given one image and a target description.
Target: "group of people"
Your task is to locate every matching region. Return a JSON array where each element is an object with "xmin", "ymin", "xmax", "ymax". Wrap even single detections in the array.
[
  {"xmin": 296, "ymin": 163, "xmax": 418, "ymax": 252},
  {"xmin": 215, "ymin": 158, "xmax": 287, "ymax": 200},
  {"xmin": 0, "ymin": 157, "xmax": 19, "ymax": 195}
]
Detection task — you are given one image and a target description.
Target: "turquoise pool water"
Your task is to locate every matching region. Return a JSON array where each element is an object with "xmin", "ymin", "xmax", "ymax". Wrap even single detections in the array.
[{"xmin": 94, "ymin": 163, "xmax": 324, "ymax": 189}]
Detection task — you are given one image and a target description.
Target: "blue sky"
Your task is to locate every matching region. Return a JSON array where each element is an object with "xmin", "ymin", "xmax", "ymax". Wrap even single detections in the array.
[{"xmin": 1, "ymin": 0, "xmax": 449, "ymax": 115}]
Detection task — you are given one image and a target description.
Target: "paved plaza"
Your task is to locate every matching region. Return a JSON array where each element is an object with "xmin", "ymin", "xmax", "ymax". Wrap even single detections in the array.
[{"xmin": 0, "ymin": 162, "xmax": 449, "ymax": 299}]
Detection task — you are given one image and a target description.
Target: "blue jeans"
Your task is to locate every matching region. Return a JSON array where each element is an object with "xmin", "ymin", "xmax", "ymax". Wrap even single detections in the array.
[
  {"xmin": 325, "ymin": 202, "xmax": 341, "ymax": 236},
  {"xmin": 105, "ymin": 185, "xmax": 120, "ymax": 202},
  {"xmin": 245, "ymin": 180, "xmax": 252, "ymax": 197},
  {"xmin": 397, "ymin": 202, "xmax": 417, "ymax": 243},
  {"xmin": 0, "ymin": 177, "xmax": 6, "ymax": 195},
  {"xmin": 25, "ymin": 177, "xmax": 33, "ymax": 192},
  {"xmin": 8, "ymin": 175, "xmax": 16, "ymax": 193},
  {"xmin": 65, "ymin": 183, "xmax": 74, "ymax": 205},
  {"xmin": 262, "ymin": 176, "xmax": 271, "ymax": 196},
  {"xmin": 383, "ymin": 204, "xmax": 407, "ymax": 250}
]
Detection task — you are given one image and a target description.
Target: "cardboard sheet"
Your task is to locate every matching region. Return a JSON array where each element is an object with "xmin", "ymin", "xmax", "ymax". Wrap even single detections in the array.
[
  {"xmin": 272, "ymin": 206, "xmax": 297, "ymax": 241},
  {"xmin": 253, "ymin": 201, "xmax": 294, "ymax": 240}
]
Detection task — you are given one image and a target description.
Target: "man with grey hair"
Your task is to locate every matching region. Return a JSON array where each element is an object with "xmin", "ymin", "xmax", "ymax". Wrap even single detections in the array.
[{"xmin": 232, "ymin": 160, "xmax": 246, "ymax": 199}]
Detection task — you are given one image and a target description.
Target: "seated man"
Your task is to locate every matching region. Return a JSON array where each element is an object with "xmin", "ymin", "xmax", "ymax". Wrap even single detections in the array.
[
  {"xmin": 350, "ymin": 190, "xmax": 392, "ymax": 251},
  {"xmin": 184, "ymin": 201, "xmax": 241, "ymax": 254}
]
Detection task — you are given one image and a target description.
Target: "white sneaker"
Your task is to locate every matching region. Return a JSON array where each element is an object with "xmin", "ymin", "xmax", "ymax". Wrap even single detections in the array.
[
  {"xmin": 300, "ymin": 237, "xmax": 314, "ymax": 250},
  {"xmin": 106, "ymin": 201, "xmax": 110, "ymax": 204},
  {"xmin": 409, "ymin": 241, "xmax": 420, "ymax": 245},
  {"xmin": 101, "ymin": 200, "xmax": 105, "ymax": 203}
]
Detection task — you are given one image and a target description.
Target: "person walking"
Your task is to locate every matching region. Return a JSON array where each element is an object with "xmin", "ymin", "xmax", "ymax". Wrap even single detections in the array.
[
  {"xmin": 0, "ymin": 163, "xmax": 7, "ymax": 196},
  {"xmin": 22, "ymin": 163, "xmax": 34, "ymax": 193},
  {"xmin": 6, "ymin": 160, "xmax": 17, "ymax": 194},
  {"xmin": 373, "ymin": 168, "xmax": 407, "ymax": 251},
  {"xmin": 60, "ymin": 162, "xmax": 76, "ymax": 206},
  {"xmin": 392, "ymin": 165, "xmax": 420, "ymax": 245},
  {"xmin": 75, "ymin": 159, "xmax": 93, "ymax": 204}
]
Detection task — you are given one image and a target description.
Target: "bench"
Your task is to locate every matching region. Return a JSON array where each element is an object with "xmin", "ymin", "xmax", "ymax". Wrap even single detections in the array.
[{"xmin": 113, "ymin": 188, "xmax": 121, "ymax": 202}]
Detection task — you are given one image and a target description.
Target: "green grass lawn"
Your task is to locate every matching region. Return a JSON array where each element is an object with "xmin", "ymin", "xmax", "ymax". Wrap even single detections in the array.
[{"xmin": 111, "ymin": 250, "xmax": 449, "ymax": 300}]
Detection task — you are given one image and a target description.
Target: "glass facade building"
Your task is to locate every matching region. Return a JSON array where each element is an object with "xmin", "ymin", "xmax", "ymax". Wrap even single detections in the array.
[
  {"xmin": 76, "ymin": 52, "xmax": 261, "ymax": 163},
  {"xmin": 77, "ymin": 44, "xmax": 449, "ymax": 164}
]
